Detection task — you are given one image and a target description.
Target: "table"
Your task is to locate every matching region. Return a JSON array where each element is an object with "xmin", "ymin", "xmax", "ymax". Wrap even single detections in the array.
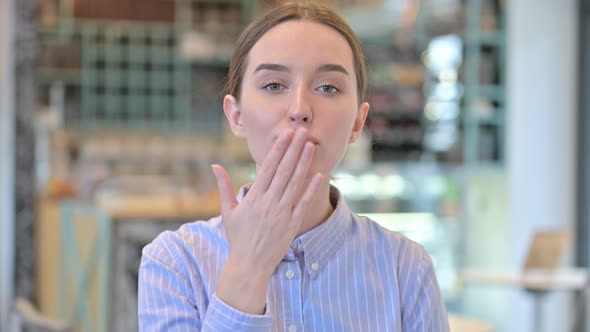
[{"xmin": 461, "ymin": 268, "xmax": 590, "ymax": 332}]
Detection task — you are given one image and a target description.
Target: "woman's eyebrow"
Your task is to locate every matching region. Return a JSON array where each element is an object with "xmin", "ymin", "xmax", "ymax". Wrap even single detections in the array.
[
  {"xmin": 254, "ymin": 63, "xmax": 289, "ymax": 73},
  {"xmin": 316, "ymin": 64, "xmax": 349, "ymax": 76},
  {"xmin": 253, "ymin": 63, "xmax": 349, "ymax": 76}
]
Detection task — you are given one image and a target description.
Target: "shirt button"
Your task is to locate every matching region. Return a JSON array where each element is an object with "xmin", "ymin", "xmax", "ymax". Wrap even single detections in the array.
[
  {"xmin": 296, "ymin": 244, "xmax": 303, "ymax": 252},
  {"xmin": 285, "ymin": 270, "xmax": 295, "ymax": 279},
  {"xmin": 311, "ymin": 262, "xmax": 319, "ymax": 271},
  {"xmin": 288, "ymin": 325, "xmax": 297, "ymax": 332}
]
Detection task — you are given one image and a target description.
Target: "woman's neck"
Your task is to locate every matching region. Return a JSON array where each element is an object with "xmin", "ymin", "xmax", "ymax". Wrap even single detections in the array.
[{"xmin": 297, "ymin": 178, "xmax": 334, "ymax": 236}]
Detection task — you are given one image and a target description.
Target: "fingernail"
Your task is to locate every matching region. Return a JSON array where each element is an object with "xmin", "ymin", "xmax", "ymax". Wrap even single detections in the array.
[{"xmin": 211, "ymin": 164, "xmax": 219, "ymax": 178}]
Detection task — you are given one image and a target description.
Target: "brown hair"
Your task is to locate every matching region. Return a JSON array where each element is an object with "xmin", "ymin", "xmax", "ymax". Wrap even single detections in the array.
[{"xmin": 224, "ymin": 1, "xmax": 368, "ymax": 105}]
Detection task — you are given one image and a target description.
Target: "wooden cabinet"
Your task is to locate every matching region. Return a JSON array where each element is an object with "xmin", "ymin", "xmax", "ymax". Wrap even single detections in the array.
[{"xmin": 73, "ymin": 0, "xmax": 175, "ymax": 22}]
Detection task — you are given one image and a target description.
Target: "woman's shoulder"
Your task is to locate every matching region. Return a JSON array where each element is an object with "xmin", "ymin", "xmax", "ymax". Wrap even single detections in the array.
[
  {"xmin": 141, "ymin": 215, "xmax": 228, "ymax": 267},
  {"xmin": 353, "ymin": 214, "xmax": 432, "ymax": 263}
]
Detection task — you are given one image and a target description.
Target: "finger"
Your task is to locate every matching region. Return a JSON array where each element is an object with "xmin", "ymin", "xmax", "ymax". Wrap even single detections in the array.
[
  {"xmin": 250, "ymin": 129, "xmax": 294, "ymax": 194},
  {"xmin": 267, "ymin": 127, "xmax": 308, "ymax": 197},
  {"xmin": 279, "ymin": 141, "xmax": 314, "ymax": 207},
  {"xmin": 211, "ymin": 164, "xmax": 238, "ymax": 214},
  {"xmin": 292, "ymin": 173, "xmax": 324, "ymax": 222}
]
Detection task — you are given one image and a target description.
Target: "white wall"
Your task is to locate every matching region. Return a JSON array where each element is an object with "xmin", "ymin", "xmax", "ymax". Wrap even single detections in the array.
[
  {"xmin": 0, "ymin": 0, "xmax": 16, "ymax": 330},
  {"xmin": 507, "ymin": 0, "xmax": 579, "ymax": 331}
]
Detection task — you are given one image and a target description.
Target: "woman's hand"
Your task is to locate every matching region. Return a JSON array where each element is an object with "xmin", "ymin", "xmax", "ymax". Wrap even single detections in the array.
[{"xmin": 212, "ymin": 127, "xmax": 323, "ymax": 314}]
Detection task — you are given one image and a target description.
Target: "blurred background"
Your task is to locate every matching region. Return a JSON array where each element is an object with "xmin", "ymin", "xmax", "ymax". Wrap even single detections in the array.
[{"xmin": 0, "ymin": 0, "xmax": 588, "ymax": 331}]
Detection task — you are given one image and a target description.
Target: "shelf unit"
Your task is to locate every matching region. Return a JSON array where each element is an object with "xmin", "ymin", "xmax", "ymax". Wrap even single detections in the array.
[
  {"xmin": 39, "ymin": 0, "xmax": 505, "ymax": 164},
  {"xmin": 347, "ymin": 0, "xmax": 505, "ymax": 165},
  {"xmin": 462, "ymin": 0, "xmax": 506, "ymax": 166},
  {"xmin": 38, "ymin": 0, "xmax": 253, "ymax": 133}
]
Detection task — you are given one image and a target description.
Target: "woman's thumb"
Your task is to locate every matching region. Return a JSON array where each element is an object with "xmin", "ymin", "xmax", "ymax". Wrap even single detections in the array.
[{"xmin": 211, "ymin": 164, "xmax": 238, "ymax": 214}]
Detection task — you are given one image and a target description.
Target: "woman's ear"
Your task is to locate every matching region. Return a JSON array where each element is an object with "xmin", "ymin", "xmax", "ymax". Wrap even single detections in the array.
[
  {"xmin": 349, "ymin": 102, "xmax": 370, "ymax": 143},
  {"xmin": 223, "ymin": 94, "xmax": 246, "ymax": 139}
]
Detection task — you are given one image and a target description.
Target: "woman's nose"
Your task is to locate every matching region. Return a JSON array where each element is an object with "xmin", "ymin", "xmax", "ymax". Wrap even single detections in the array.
[
  {"xmin": 289, "ymin": 111, "xmax": 311, "ymax": 123},
  {"xmin": 288, "ymin": 88, "xmax": 313, "ymax": 124}
]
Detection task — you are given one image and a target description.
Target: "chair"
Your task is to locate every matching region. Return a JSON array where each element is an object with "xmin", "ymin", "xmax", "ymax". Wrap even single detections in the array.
[
  {"xmin": 523, "ymin": 228, "xmax": 571, "ymax": 271},
  {"xmin": 448, "ymin": 313, "xmax": 492, "ymax": 332},
  {"xmin": 13, "ymin": 297, "xmax": 71, "ymax": 332}
]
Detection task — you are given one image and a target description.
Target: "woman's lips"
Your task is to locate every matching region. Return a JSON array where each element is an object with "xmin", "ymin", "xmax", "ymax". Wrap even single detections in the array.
[{"xmin": 308, "ymin": 137, "xmax": 320, "ymax": 145}]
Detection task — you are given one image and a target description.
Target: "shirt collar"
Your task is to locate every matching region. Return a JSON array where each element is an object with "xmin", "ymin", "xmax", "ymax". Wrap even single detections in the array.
[{"xmin": 236, "ymin": 183, "xmax": 353, "ymax": 278}]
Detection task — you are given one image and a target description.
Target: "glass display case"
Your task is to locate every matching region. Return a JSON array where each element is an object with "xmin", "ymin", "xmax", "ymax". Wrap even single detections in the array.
[{"xmin": 334, "ymin": 162, "xmax": 464, "ymax": 306}]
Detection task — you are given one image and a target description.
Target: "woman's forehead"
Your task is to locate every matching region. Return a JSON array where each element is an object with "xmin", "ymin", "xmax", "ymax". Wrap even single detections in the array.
[{"xmin": 245, "ymin": 20, "xmax": 355, "ymax": 74}]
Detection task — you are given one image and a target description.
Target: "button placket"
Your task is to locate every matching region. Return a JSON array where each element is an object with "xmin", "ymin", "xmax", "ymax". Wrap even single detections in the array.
[{"xmin": 281, "ymin": 261, "xmax": 303, "ymax": 332}]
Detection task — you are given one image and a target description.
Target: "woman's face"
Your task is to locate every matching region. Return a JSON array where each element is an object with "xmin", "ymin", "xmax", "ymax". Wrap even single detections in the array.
[{"xmin": 224, "ymin": 20, "xmax": 369, "ymax": 179}]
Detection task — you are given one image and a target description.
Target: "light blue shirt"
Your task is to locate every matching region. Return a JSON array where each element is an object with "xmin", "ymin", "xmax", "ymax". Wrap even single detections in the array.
[{"xmin": 138, "ymin": 184, "xmax": 449, "ymax": 331}]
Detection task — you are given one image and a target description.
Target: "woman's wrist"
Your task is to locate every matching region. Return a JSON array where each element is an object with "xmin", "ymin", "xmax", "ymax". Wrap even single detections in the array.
[{"xmin": 216, "ymin": 257, "xmax": 273, "ymax": 315}]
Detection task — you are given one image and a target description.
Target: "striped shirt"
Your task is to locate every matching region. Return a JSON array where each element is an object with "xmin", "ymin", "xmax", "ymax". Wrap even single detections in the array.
[{"xmin": 138, "ymin": 184, "xmax": 449, "ymax": 331}]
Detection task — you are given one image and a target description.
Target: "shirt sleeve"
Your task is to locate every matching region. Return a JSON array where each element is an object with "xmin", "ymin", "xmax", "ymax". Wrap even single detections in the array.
[
  {"xmin": 203, "ymin": 294, "xmax": 273, "ymax": 331},
  {"xmin": 399, "ymin": 242, "xmax": 450, "ymax": 332},
  {"xmin": 138, "ymin": 235, "xmax": 273, "ymax": 332}
]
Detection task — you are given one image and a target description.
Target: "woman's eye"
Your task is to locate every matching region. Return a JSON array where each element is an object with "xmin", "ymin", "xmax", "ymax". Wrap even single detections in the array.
[
  {"xmin": 319, "ymin": 85, "xmax": 340, "ymax": 93},
  {"xmin": 264, "ymin": 83, "xmax": 283, "ymax": 91}
]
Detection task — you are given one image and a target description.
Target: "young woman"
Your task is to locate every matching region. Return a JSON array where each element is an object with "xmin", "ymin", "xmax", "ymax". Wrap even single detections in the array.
[{"xmin": 138, "ymin": 2, "xmax": 449, "ymax": 331}]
